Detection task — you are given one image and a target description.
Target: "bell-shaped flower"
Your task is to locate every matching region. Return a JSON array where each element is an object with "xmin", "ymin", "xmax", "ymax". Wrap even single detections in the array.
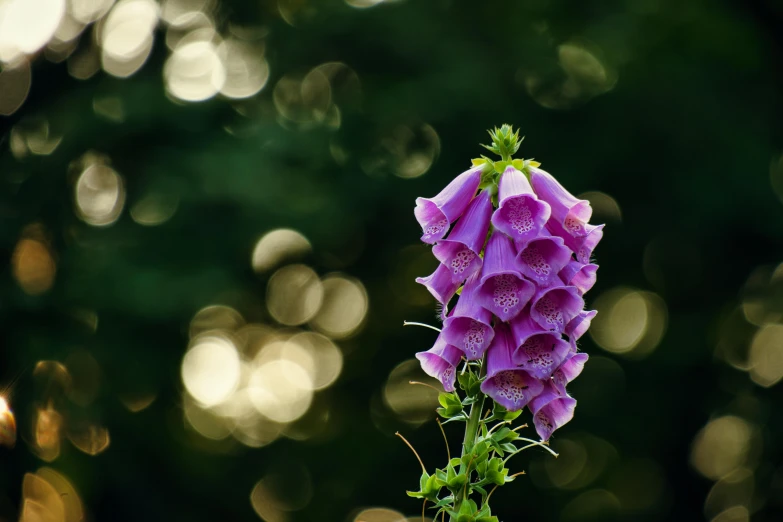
[
  {"xmin": 530, "ymin": 286, "xmax": 584, "ymax": 333},
  {"xmin": 491, "ymin": 167, "xmax": 550, "ymax": 244},
  {"xmin": 508, "ymin": 312, "xmax": 571, "ymax": 380},
  {"xmin": 548, "ymin": 220, "xmax": 605, "ymax": 265},
  {"xmin": 415, "ymin": 263, "xmax": 460, "ymax": 310},
  {"xmin": 415, "ymin": 166, "xmax": 482, "ymax": 244},
  {"xmin": 480, "ymin": 324, "xmax": 544, "ymax": 411},
  {"xmin": 566, "ymin": 310, "xmax": 597, "ymax": 342},
  {"xmin": 476, "ymin": 231, "xmax": 535, "ymax": 322},
  {"xmin": 560, "ymin": 261, "xmax": 598, "ymax": 295},
  {"xmin": 529, "ymin": 381, "xmax": 577, "ymax": 441},
  {"xmin": 415, "ymin": 334, "xmax": 464, "ymax": 392},
  {"xmin": 552, "ymin": 352, "xmax": 588, "ymax": 395},
  {"xmin": 432, "ymin": 189, "xmax": 493, "ymax": 283},
  {"xmin": 515, "ymin": 233, "xmax": 572, "ymax": 287},
  {"xmin": 530, "ymin": 167, "xmax": 591, "ymax": 238},
  {"xmin": 442, "ymin": 273, "xmax": 494, "ymax": 360}
]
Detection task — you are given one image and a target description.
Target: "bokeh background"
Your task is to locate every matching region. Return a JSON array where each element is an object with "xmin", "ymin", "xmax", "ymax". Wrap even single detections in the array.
[{"xmin": 2, "ymin": 0, "xmax": 783, "ymax": 521}]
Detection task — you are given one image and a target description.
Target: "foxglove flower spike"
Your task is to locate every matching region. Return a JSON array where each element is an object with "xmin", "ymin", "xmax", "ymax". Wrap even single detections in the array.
[
  {"xmin": 480, "ymin": 324, "xmax": 544, "ymax": 411},
  {"xmin": 442, "ymin": 273, "xmax": 494, "ymax": 360},
  {"xmin": 492, "ymin": 167, "xmax": 551, "ymax": 244},
  {"xmin": 415, "ymin": 335, "xmax": 464, "ymax": 392},
  {"xmin": 530, "ymin": 167, "xmax": 592, "ymax": 238},
  {"xmin": 415, "ymin": 166, "xmax": 482, "ymax": 244},
  {"xmin": 476, "ymin": 231, "xmax": 535, "ymax": 322}
]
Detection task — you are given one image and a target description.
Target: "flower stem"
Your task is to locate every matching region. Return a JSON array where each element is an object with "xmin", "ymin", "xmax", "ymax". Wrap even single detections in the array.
[{"xmin": 451, "ymin": 355, "xmax": 487, "ymax": 521}]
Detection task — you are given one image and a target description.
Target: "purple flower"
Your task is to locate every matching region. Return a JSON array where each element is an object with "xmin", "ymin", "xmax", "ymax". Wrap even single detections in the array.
[
  {"xmin": 476, "ymin": 231, "xmax": 535, "ymax": 322},
  {"xmin": 432, "ymin": 189, "xmax": 493, "ymax": 283},
  {"xmin": 415, "ymin": 335, "xmax": 464, "ymax": 392},
  {"xmin": 566, "ymin": 310, "xmax": 597, "ymax": 342},
  {"xmin": 530, "ymin": 286, "xmax": 584, "ymax": 333},
  {"xmin": 491, "ymin": 167, "xmax": 551, "ymax": 244},
  {"xmin": 480, "ymin": 324, "xmax": 544, "ymax": 411},
  {"xmin": 552, "ymin": 352, "xmax": 588, "ymax": 395},
  {"xmin": 560, "ymin": 261, "xmax": 598, "ymax": 295},
  {"xmin": 548, "ymin": 220, "xmax": 605, "ymax": 265},
  {"xmin": 415, "ymin": 166, "xmax": 482, "ymax": 244},
  {"xmin": 529, "ymin": 381, "xmax": 577, "ymax": 441},
  {"xmin": 415, "ymin": 263, "xmax": 461, "ymax": 310},
  {"xmin": 515, "ymin": 233, "xmax": 572, "ymax": 287},
  {"xmin": 530, "ymin": 167, "xmax": 591, "ymax": 238},
  {"xmin": 442, "ymin": 274, "xmax": 494, "ymax": 360},
  {"xmin": 508, "ymin": 312, "xmax": 570, "ymax": 379}
]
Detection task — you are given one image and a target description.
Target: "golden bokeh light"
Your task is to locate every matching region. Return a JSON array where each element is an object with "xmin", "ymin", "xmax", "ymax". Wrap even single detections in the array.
[
  {"xmin": 181, "ymin": 333, "xmax": 242, "ymax": 406},
  {"xmin": 383, "ymin": 359, "xmax": 439, "ymax": 424},
  {"xmin": 33, "ymin": 403, "xmax": 63, "ymax": 462},
  {"xmin": 250, "ymin": 467, "xmax": 313, "ymax": 522},
  {"xmin": 288, "ymin": 332, "xmax": 343, "ymax": 390},
  {"xmin": 67, "ymin": 423, "xmax": 110, "ymax": 455},
  {"xmin": 0, "ymin": 396, "xmax": 17, "ymax": 448},
  {"xmin": 360, "ymin": 124, "xmax": 441, "ymax": 179},
  {"xmin": 266, "ymin": 264, "xmax": 324, "ymax": 326},
  {"xmin": 711, "ymin": 506, "xmax": 750, "ymax": 522},
  {"xmin": 691, "ymin": 416, "xmax": 754, "ymax": 480},
  {"xmin": 353, "ymin": 508, "xmax": 406, "ymax": 522},
  {"xmin": 590, "ymin": 287, "xmax": 667, "ymax": 357},
  {"xmin": 130, "ymin": 190, "xmax": 180, "ymax": 226},
  {"xmin": 0, "ymin": 58, "xmax": 31, "ymax": 115},
  {"xmin": 36, "ymin": 467, "xmax": 84, "ymax": 522},
  {"xmin": 579, "ymin": 191, "xmax": 622, "ymax": 222},
  {"xmin": 12, "ymin": 225, "xmax": 57, "ymax": 296},
  {"xmin": 248, "ymin": 359, "xmax": 313, "ymax": 423},
  {"xmin": 310, "ymin": 274, "xmax": 368, "ymax": 339},
  {"xmin": 748, "ymin": 324, "xmax": 783, "ymax": 387},
  {"xmin": 183, "ymin": 397, "xmax": 232, "ymax": 440},
  {"xmin": 10, "ymin": 118, "xmax": 63, "ymax": 158},
  {"xmin": 0, "ymin": 0, "xmax": 65, "ymax": 64},
  {"xmin": 71, "ymin": 0, "xmax": 116, "ymax": 24},
  {"xmin": 75, "ymin": 163, "xmax": 126, "ymax": 226},
  {"xmin": 189, "ymin": 304, "xmax": 245, "ymax": 337},
  {"xmin": 164, "ymin": 38, "xmax": 226, "ymax": 102},
  {"xmin": 344, "ymin": 0, "xmax": 388, "ymax": 8},
  {"xmin": 273, "ymin": 69, "xmax": 331, "ymax": 125},
  {"xmin": 218, "ymin": 38, "xmax": 269, "ymax": 99},
  {"xmin": 100, "ymin": 0, "xmax": 158, "ymax": 77},
  {"xmin": 33, "ymin": 360, "xmax": 73, "ymax": 397},
  {"xmin": 704, "ymin": 468, "xmax": 754, "ymax": 520},
  {"xmin": 531, "ymin": 432, "xmax": 617, "ymax": 491},
  {"xmin": 21, "ymin": 472, "xmax": 66, "ymax": 522},
  {"xmin": 93, "ymin": 95, "xmax": 125, "ymax": 122},
  {"xmin": 252, "ymin": 229, "xmax": 311, "ymax": 273},
  {"xmin": 160, "ymin": 0, "xmax": 211, "ymax": 26}
]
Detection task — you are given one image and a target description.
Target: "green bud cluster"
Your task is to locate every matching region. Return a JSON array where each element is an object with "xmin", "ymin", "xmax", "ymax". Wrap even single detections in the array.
[{"xmin": 473, "ymin": 124, "xmax": 541, "ymax": 194}]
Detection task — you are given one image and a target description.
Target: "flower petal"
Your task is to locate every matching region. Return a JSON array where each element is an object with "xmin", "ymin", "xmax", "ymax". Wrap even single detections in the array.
[
  {"xmin": 481, "ymin": 323, "xmax": 544, "ymax": 411},
  {"xmin": 566, "ymin": 309, "xmax": 597, "ymax": 342},
  {"xmin": 415, "ymin": 166, "xmax": 482, "ymax": 244},
  {"xmin": 442, "ymin": 273, "xmax": 494, "ymax": 360},
  {"xmin": 530, "ymin": 167, "xmax": 592, "ymax": 238},
  {"xmin": 530, "ymin": 286, "xmax": 584, "ymax": 333},
  {"xmin": 548, "ymin": 220, "xmax": 604, "ymax": 264},
  {"xmin": 432, "ymin": 189, "xmax": 493, "ymax": 283},
  {"xmin": 560, "ymin": 261, "xmax": 598, "ymax": 295},
  {"xmin": 415, "ymin": 263, "xmax": 460, "ymax": 307},
  {"xmin": 511, "ymin": 331, "xmax": 571, "ymax": 380},
  {"xmin": 476, "ymin": 231, "xmax": 534, "ymax": 321},
  {"xmin": 492, "ymin": 167, "xmax": 551, "ymax": 244},
  {"xmin": 516, "ymin": 234, "xmax": 572, "ymax": 287},
  {"xmin": 552, "ymin": 352, "xmax": 588, "ymax": 395},
  {"xmin": 415, "ymin": 335, "xmax": 464, "ymax": 392}
]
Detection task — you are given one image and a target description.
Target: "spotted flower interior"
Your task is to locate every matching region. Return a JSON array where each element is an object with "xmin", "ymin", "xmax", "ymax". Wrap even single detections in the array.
[{"xmin": 415, "ymin": 160, "xmax": 603, "ymax": 441}]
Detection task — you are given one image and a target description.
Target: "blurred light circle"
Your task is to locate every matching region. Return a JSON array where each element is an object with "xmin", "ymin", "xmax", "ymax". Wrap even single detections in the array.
[
  {"xmin": 183, "ymin": 398, "xmax": 231, "ymax": 440},
  {"xmin": 35, "ymin": 467, "xmax": 84, "ymax": 522},
  {"xmin": 74, "ymin": 164, "xmax": 126, "ymax": 226},
  {"xmin": 273, "ymin": 69, "xmax": 331, "ymax": 124},
  {"xmin": 590, "ymin": 287, "xmax": 667, "ymax": 357},
  {"xmin": 189, "ymin": 304, "xmax": 244, "ymax": 338},
  {"xmin": 71, "ymin": 0, "xmax": 116, "ymax": 24},
  {"xmin": 101, "ymin": 0, "xmax": 158, "ymax": 60},
  {"xmin": 252, "ymin": 229, "xmax": 311, "ymax": 273},
  {"xmin": 345, "ymin": 0, "xmax": 387, "ymax": 8},
  {"xmin": 12, "ymin": 237, "xmax": 56, "ymax": 295},
  {"xmin": 160, "ymin": 0, "xmax": 210, "ymax": 26},
  {"xmin": 164, "ymin": 39, "xmax": 225, "ymax": 102},
  {"xmin": 310, "ymin": 274, "xmax": 368, "ymax": 339},
  {"xmin": 266, "ymin": 264, "xmax": 323, "ymax": 326},
  {"xmin": 287, "ymin": 332, "xmax": 343, "ymax": 390},
  {"xmin": 383, "ymin": 359, "xmax": 439, "ymax": 424},
  {"xmin": 248, "ymin": 360, "xmax": 313, "ymax": 423},
  {"xmin": 181, "ymin": 334, "xmax": 241, "ymax": 406},
  {"xmin": 748, "ymin": 324, "xmax": 783, "ymax": 387},
  {"xmin": 250, "ymin": 466, "xmax": 312, "ymax": 520},
  {"xmin": 0, "ymin": 59, "xmax": 31, "ymax": 116},
  {"xmin": 218, "ymin": 39, "xmax": 269, "ymax": 99},
  {"xmin": 130, "ymin": 190, "xmax": 179, "ymax": 226},
  {"xmin": 101, "ymin": 36, "xmax": 153, "ymax": 77},
  {"xmin": 0, "ymin": 0, "xmax": 65, "ymax": 57},
  {"xmin": 690, "ymin": 416, "xmax": 753, "ymax": 480}
]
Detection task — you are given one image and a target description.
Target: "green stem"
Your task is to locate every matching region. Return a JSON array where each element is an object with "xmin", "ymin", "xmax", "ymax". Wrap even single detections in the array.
[{"xmin": 450, "ymin": 355, "xmax": 487, "ymax": 521}]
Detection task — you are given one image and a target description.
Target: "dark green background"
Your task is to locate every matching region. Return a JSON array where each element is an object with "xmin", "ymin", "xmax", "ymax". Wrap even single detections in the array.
[{"xmin": 2, "ymin": 0, "xmax": 783, "ymax": 521}]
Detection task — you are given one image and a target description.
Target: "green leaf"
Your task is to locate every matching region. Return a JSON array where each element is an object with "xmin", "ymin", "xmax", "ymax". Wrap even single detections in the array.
[{"xmin": 434, "ymin": 496, "xmax": 454, "ymax": 508}]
